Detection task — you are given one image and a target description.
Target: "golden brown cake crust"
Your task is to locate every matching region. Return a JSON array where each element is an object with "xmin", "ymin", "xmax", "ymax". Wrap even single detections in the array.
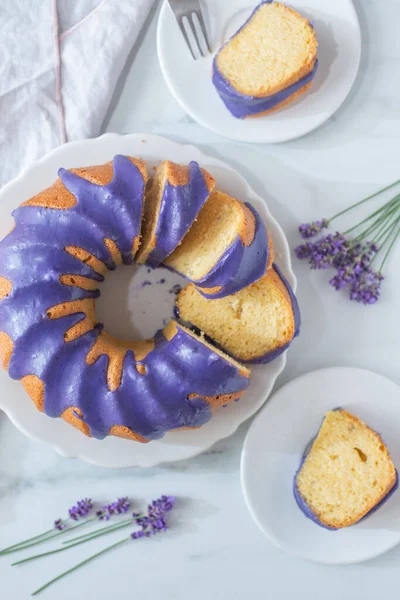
[
  {"xmin": 109, "ymin": 425, "xmax": 149, "ymax": 443},
  {"xmin": 86, "ymin": 331, "xmax": 154, "ymax": 392},
  {"xmin": 0, "ymin": 332, "xmax": 13, "ymax": 369},
  {"xmin": 165, "ymin": 162, "xmax": 215, "ymax": 193},
  {"xmin": 0, "ymin": 276, "xmax": 12, "ymax": 300},
  {"xmin": 21, "ymin": 375, "xmax": 45, "ymax": 412},
  {"xmin": 22, "ymin": 157, "xmax": 147, "ymax": 210},
  {"xmin": 61, "ymin": 406, "xmax": 91, "ymax": 437},
  {"xmin": 46, "ymin": 298, "xmax": 97, "ymax": 342},
  {"xmin": 136, "ymin": 161, "xmax": 215, "ymax": 264},
  {"xmin": 64, "ymin": 246, "xmax": 108, "ymax": 275}
]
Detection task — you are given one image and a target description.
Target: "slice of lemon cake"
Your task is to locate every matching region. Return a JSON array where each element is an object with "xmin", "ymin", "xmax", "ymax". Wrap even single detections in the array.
[
  {"xmin": 136, "ymin": 161, "xmax": 215, "ymax": 267},
  {"xmin": 294, "ymin": 409, "xmax": 398, "ymax": 529},
  {"xmin": 213, "ymin": 1, "xmax": 318, "ymax": 118},
  {"xmin": 175, "ymin": 264, "xmax": 299, "ymax": 363},
  {"xmin": 164, "ymin": 190, "xmax": 273, "ymax": 299}
]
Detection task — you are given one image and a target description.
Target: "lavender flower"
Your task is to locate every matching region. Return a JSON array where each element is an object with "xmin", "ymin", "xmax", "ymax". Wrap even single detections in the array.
[
  {"xmin": 294, "ymin": 177, "xmax": 400, "ymax": 306},
  {"xmin": 97, "ymin": 497, "xmax": 130, "ymax": 521},
  {"xmin": 53, "ymin": 519, "xmax": 66, "ymax": 531},
  {"xmin": 131, "ymin": 495, "xmax": 176, "ymax": 539},
  {"xmin": 329, "ymin": 266, "xmax": 356, "ymax": 290},
  {"xmin": 350, "ymin": 271, "xmax": 384, "ymax": 305},
  {"xmin": 294, "ymin": 242, "xmax": 313, "ymax": 260},
  {"xmin": 296, "ymin": 233, "xmax": 348, "ymax": 270},
  {"xmin": 68, "ymin": 498, "xmax": 93, "ymax": 521},
  {"xmin": 299, "ymin": 219, "xmax": 329, "ymax": 239}
]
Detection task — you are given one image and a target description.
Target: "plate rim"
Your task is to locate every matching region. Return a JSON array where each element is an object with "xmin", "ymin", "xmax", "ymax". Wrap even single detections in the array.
[
  {"xmin": 157, "ymin": 0, "xmax": 362, "ymax": 144},
  {"xmin": 0, "ymin": 132, "xmax": 295, "ymax": 467},
  {"xmin": 240, "ymin": 365, "xmax": 400, "ymax": 564}
]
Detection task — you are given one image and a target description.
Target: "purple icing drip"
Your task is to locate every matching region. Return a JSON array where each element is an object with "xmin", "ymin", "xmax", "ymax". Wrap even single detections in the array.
[
  {"xmin": 0, "ymin": 155, "xmax": 249, "ymax": 440},
  {"xmin": 146, "ymin": 161, "xmax": 211, "ymax": 268},
  {"xmin": 167, "ymin": 203, "xmax": 269, "ymax": 300},
  {"xmin": 246, "ymin": 263, "xmax": 301, "ymax": 364},
  {"xmin": 212, "ymin": 0, "xmax": 318, "ymax": 119},
  {"xmin": 293, "ymin": 412, "xmax": 399, "ymax": 530}
]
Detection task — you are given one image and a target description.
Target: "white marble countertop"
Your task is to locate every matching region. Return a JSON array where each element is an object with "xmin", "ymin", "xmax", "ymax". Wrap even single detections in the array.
[{"xmin": 1, "ymin": 1, "xmax": 400, "ymax": 598}]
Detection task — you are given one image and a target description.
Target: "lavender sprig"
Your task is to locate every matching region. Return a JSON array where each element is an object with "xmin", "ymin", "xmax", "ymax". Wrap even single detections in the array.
[
  {"xmin": 0, "ymin": 498, "xmax": 95, "ymax": 556},
  {"xmin": 96, "ymin": 497, "xmax": 130, "ymax": 520},
  {"xmin": 296, "ymin": 180, "xmax": 400, "ymax": 305},
  {"xmin": 298, "ymin": 219, "xmax": 329, "ymax": 239},
  {"xmin": 68, "ymin": 498, "xmax": 93, "ymax": 521},
  {"xmin": 29, "ymin": 496, "xmax": 176, "ymax": 596},
  {"xmin": 0, "ymin": 497, "xmax": 130, "ymax": 556},
  {"xmin": 12, "ymin": 497, "xmax": 175, "ymax": 567}
]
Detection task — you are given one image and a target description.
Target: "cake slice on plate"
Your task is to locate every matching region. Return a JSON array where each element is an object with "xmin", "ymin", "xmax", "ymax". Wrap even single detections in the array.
[
  {"xmin": 175, "ymin": 264, "xmax": 298, "ymax": 363},
  {"xmin": 294, "ymin": 409, "xmax": 398, "ymax": 529},
  {"xmin": 213, "ymin": 0, "xmax": 318, "ymax": 118},
  {"xmin": 136, "ymin": 160, "xmax": 215, "ymax": 267},
  {"xmin": 164, "ymin": 189, "xmax": 273, "ymax": 299}
]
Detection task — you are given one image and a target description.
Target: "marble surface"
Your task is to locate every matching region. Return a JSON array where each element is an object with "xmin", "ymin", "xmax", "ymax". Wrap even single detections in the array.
[{"xmin": 1, "ymin": 0, "xmax": 400, "ymax": 598}]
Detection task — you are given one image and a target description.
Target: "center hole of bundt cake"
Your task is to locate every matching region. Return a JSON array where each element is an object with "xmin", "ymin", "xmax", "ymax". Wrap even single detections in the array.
[{"xmin": 95, "ymin": 263, "xmax": 187, "ymax": 341}]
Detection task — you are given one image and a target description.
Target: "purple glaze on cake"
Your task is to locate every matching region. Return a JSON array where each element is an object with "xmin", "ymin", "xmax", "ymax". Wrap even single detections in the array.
[
  {"xmin": 167, "ymin": 203, "xmax": 270, "ymax": 299},
  {"xmin": 246, "ymin": 263, "xmax": 301, "ymax": 364},
  {"xmin": 145, "ymin": 161, "xmax": 211, "ymax": 268},
  {"xmin": 293, "ymin": 413, "xmax": 399, "ymax": 530},
  {"xmin": 0, "ymin": 156, "xmax": 249, "ymax": 440},
  {"xmin": 212, "ymin": 0, "xmax": 318, "ymax": 119}
]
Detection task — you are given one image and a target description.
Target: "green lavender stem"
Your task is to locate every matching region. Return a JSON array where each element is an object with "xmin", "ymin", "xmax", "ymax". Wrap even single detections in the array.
[
  {"xmin": 0, "ymin": 519, "xmax": 93, "ymax": 556},
  {"xmin": 369, "ymin": 206, "xmax": 400, "ymax": 244},
  {"xmin": 346, "ymin": 194, "xmax": 400, "ymax": 239},
  {"xmin": 62, "ymin": 517, "xmax": 134, "ymax": 544},
  {"xmin": 0, "ymin": 527, "xmax": 57, "ymax": 555},
  {"xmin": 12, "ymin": 521, "xmax": 134, "ymax": 566},
  {"xmin": 330, "ymin": 179, "xmax": 400, "ymax": 222},
  {"xmin": 375, "ymin": 214, "xmax": 400, "ymax": 246},
  {"xmin": 380, "ymin": 224, "xmax": 400, "ymax": 270},
  {"xmin": 351, "ymin": 204, "xmax": 400, "ymax": 247},
  {"xmin": 344, "ymin": 193, "xmax": 400, "ymax": 236},
  {"xmin": 31, "ymin": 538, "xmax": 129, "ymax": 596}
]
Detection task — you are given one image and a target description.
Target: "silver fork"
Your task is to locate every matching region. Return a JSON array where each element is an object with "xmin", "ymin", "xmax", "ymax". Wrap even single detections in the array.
[{"xmin": 168, "ymin": 0, "xmax": 211, "ymax": 60}]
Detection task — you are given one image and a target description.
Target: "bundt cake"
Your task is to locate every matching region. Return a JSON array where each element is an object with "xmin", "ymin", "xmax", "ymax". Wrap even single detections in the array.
[
  {"xmin": 175, "ymin": 264, "xmax": 299, "ymax": 363},
  {"xmin": 294, "ymin": 409, "xmax": 398, "ymax": 529},
  {"xmin": 136, "ymin": 160, "xmax": 215, "ymax": 267},
  {"xmin": 164, "ymin": 190, "xmax": 273, "ymax": 298},
  {"xmin": 212, "ymin": 1, "xmax": 318, "ymax": 118},
  {"xmin": 0, "ymin": 156, "xmax": 250, "ymax": 442}
]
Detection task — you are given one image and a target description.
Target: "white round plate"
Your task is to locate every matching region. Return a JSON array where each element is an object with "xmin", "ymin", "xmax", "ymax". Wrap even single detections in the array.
[
  {"xmin": 241, "ymin": 367, "xmax": 400, "ymax": 564},
  {"xmin": 157, "ymin": 0, "xmax": 361, "ymax": 143},
  {"xmin": 0, "ymin": 133, "xmax": 296, "ymax": 468}
]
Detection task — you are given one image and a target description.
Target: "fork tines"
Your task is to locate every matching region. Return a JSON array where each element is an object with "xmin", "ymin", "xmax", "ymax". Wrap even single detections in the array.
[{"xmin": 168, "ymin": 0, "xmax": 211, "ymax": 60}]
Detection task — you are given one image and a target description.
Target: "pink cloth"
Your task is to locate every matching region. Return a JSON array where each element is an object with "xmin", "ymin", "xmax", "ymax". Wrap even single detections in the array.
[{"xmin": 0, "ymin": 0, "xmax": 154, "ymax": 187}]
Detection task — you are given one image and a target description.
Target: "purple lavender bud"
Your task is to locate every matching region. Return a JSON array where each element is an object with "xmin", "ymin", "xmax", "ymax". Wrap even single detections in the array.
[
  {"xmin": 54, "ymin": 518, "xmax": 66, "ymax": 531},
  {"xmin": 295, "ymin": 242, "xmax": 313, "ymax": 260},
  {"xmin": 98, "ymin": 497, "xmax": 131, "ymax": 520},
  {"xmin": 298, "ymin": 219, "xmax": 329, "ymax": 239},
  {"xmin": 68, "ymin": 498, "xmax": 93, "ymax": 521},
  {"xmin": 349, "ymin": 270, "xmax": 383, "ymax": 305},
  {"xmin": 131, "ymin": 496, "xmax": 176, "ymax": 540},
  {"xmin": 131, "ymin": 530, "xmax": 146, "ymax": 539}
]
